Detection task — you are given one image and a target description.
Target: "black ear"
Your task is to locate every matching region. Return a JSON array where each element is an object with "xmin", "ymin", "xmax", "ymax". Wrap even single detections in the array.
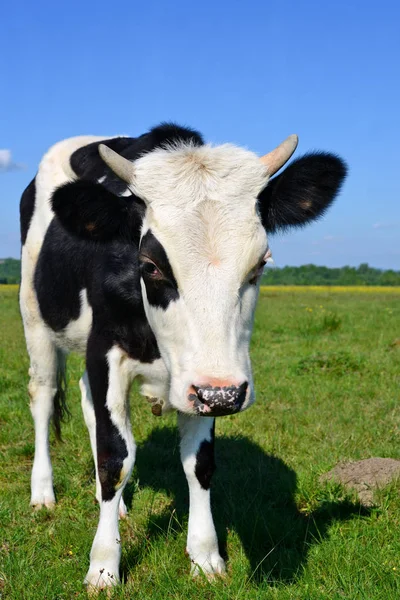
[
  {"xmin": 51, "ymin": 180, "xmax": 138, "ymax": 241},
  {"xmin": 258, "ymin": 152, "xmax": 347, "ymax": 233}
]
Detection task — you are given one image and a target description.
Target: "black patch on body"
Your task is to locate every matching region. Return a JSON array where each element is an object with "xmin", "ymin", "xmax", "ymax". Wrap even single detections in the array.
[
  {"xmin": 195, "ymin": 422, "xmax": 216, "ymax": 490},
  {"xmin": 139, "ymin": 230, "xmax": 179, "ymax": 308},
  {"xmin": 20, "ymin": 178, "xmax": 36, "ymax": 245},
  {"xmin": 258, "ymin": 152, "xmax": 347, "ymax": 233},
  {"xmin": 34, "ymin": 219, "xmax": 160, "ymax": 362},
  {"xmin": 86, "ymin": 333, "xmax": 128, "ymax": 502},
  {"xmin": 51, "ymin": 180, "xmax": 144, "ymax": 242},
  {"xmin": 34, "ymin": 220, "xmax": 86, "ymax": 330},
  {"xmin": 70, "ymin": 136, "xmax": 133, "ymax": 193}
]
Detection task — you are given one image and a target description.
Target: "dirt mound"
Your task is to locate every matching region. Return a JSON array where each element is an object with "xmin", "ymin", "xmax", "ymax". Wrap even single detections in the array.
[{"xmin": 320, "ymin": 458, "xmax": 400, "ymax": 506}]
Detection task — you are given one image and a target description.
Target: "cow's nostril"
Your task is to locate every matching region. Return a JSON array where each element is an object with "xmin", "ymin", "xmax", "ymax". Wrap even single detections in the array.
[{"xmin": 237, "ymin": 381, "xmax": 248, "ymax": 402}]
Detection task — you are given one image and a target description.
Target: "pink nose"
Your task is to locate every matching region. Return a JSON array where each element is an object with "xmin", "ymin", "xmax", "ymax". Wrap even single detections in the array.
[{"xmin": 188, "ymin": 381, "xmax": 248, "ymax": 417}]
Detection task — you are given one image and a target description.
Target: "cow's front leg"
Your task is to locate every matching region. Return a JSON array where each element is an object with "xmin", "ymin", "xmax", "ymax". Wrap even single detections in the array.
[
  {"xmin": 84, "ymin": 342, "xmax": 136, "ymax": 590},
  {"xmin": 178, "ymin": 413, "xmax": 226, "ymax": 578},
  {"xmin": 80, "ymin": 370, "xmax": 128, "ymax": 519}
]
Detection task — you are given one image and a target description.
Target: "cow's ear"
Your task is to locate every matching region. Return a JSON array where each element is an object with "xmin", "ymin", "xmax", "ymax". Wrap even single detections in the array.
[
  {"xmin": 258, "ymin": 153, "xmax": 347, "ymax": 233},
  {"xmin": 51, "ymin": 180, "xmax": 136, "ymax": 241}
]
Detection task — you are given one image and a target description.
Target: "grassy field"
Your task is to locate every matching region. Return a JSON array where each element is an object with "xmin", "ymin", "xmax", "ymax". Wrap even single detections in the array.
[{"xmin": 1, "ymin": 285, "xmax": 400, "ymax": 599}]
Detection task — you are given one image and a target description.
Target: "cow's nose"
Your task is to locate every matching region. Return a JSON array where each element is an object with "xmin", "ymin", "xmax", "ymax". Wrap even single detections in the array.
[{"xmin": 190, "ymin": 382, "xmax": 248, "ymax": 416}]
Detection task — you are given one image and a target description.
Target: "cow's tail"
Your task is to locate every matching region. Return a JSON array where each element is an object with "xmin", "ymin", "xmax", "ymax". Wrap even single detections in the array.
[{"xmin": 53, "ymin": 350, "xmax": 70, "ymax": 441}]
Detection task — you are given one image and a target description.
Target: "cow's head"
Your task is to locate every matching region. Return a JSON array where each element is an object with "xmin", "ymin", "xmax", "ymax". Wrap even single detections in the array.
[{"xmin": 53, "ymin": 127, "xmax": 346, "ymax": 417}]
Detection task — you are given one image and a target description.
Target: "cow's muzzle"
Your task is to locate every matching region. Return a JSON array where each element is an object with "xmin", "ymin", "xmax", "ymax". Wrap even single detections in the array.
[{"xmin": 188, "ymin": 382, "xmax": 248, "ymax": 416}]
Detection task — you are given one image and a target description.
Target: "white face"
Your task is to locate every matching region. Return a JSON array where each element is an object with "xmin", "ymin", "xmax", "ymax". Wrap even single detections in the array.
[{"xmin": 131, "ymin": 143, "xmax": 270, "ymax": 417}]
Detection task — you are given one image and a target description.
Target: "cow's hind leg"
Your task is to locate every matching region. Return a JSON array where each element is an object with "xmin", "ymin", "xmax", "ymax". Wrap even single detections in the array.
[
  {"xmin": 84, "ymin": 342, "xmax": 136, "ymax": 590},
  {"xmin": 80, "ymin": 370, "xmax": 128, "ymax": 518},
  {"xmin": 25, "ymin": 326, "xmax": 64, "ymax": 509},
  {"xmin": 178, "ymin": 414, "xmax": 226, "ymax": 578}
]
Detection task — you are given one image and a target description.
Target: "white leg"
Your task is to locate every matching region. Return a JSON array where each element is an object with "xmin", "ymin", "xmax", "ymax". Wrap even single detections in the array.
[
  {"xmin": 80, "ymin": 372, "xmax": 101, "ymax": 505},
  {"xmin": 85, "ymin": 490, "xmax": 124, "ymax": 588},
  {"xmin": 84, "ymin": 344, "xmax": 136, "ymax": 589},
  {"xmin": 178, "ymin": 414, "xmax": 226, "ymax": 578},
  {"xmin": 80, "ymin": 371, "xmax": 127, "ymax": 518},
  {"xmin": 26, "ymin": 327, "xmax": 58, "ymax": 509}
]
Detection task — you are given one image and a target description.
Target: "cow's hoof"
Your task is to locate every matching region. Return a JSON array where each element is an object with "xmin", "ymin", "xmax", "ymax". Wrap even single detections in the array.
[
  {"xmin": 30, "ymin": 494, "xmax": 56, "ymax": 510},
  {"xmin": 119, "ymin": 497, "xmax": 128, "ymax": 519},
  {"xmin": 191, "ymin": 554, "xmax": 226, "ymax": 580},
  {"xmin": 84, "ymin": 567, "xmax": 119, "ymax": 591}
]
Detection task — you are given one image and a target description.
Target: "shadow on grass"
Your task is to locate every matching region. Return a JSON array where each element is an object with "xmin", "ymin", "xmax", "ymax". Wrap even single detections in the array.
[{"xmin": 122, "ymin": 425, "xmax": 369, "ymax": 584}]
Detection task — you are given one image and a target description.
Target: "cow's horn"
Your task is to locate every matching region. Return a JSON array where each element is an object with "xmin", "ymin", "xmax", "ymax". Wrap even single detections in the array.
[
  {"xmin": 260, "ymin": 134, "xmax": 298, "ymax": 176},
  {"xmin": 98, "ymin": 144, "xmax": 136, "ymax": 184}
]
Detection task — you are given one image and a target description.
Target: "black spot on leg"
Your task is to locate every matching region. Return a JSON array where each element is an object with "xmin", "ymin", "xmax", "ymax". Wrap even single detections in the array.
[
  {"xmin": 96, "ymin": 407, "xmax": 129, "ymax": 502},
  {"xmin": 96, "ymin": 411, "xmax": 128, "ymax": 501},
  {"xmin": 98, "ymin": 447, "xmax": 126, "ymax": 502},
  {"xmin": 195, "ymin": 423, "xmax": 216, "ymax": 490},
  {"xmin": 86, "ymin": 334, "xmax": 128, "ymax": 502},
  {"xmin": 96, "ymin": 407, "xmax": 128, "ymax": 501}
]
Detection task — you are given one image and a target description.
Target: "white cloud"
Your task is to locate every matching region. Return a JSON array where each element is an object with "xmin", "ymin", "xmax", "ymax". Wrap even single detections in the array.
[
  {"xmin": 312, "ymin": 235, "xmax": 343, "ymax": 246},
  {"xmin": 0, "ymin": 149, "xmax": 24, "ymax": 173},
  {"xmin": 373, "ymin": 221, "xmax": 400, "ymax": 230}
]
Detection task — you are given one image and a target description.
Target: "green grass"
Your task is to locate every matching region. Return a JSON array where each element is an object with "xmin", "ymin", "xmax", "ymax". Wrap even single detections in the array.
[{"xmin": 1, "ymin": 285, "xmax": 400, "ymax": 599}]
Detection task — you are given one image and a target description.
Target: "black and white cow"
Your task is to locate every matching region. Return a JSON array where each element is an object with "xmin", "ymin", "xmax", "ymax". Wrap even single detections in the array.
[{"xmin": 19, "ymin": 123, "xmax": 346, "ymax": 589}]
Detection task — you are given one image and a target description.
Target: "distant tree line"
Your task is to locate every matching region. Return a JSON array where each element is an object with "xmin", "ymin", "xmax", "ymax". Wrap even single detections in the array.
[
  {"xmin": 1, "ymin": 258, "xmax": 399, "ymax": 286},
  {"xmin": 0, "ymin": 258, "xmax": 21, "ymax": 284},
  {"xmin": 261, "ymin": 263, "xmax": 400, "ymax": 286}
]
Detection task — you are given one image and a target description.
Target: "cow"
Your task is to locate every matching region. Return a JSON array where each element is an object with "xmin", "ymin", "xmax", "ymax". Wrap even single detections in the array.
[{"xmin": 19, "ymin": 123, "xmax": 346, "ymax": 589}]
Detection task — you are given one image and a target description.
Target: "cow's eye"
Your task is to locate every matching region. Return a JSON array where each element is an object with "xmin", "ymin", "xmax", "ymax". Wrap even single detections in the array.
[
  {"xmin": 248, "ymin": 258, "xmax": 267, "ymax": 285},
  {"xmin": 141, "ymin": 260, "xmax": 162, "ymax": 279}
]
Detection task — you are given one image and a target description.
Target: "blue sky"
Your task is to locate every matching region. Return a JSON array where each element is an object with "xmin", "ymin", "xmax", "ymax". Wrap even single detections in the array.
[{"xmin": 1, "ymin": 0, "xmax": 399, "ymax": 268}]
